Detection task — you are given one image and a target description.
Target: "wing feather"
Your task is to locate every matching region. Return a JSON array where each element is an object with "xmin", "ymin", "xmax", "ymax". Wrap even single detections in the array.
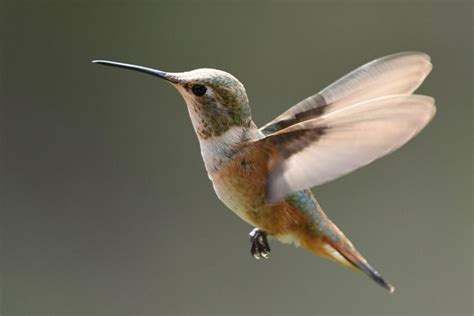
[
  {"xmin": 262, "ymin": 95, "xmax": 436, "ymax": 203},
  {"xmin": 260, "ymin": 52, "xmax": 432, "ymax": 134}
]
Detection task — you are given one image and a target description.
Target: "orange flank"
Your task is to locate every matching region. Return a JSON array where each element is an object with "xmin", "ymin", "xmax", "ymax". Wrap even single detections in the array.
[{"xmin": 211, "ymin": 144, "xmax": 394, "ymax": 293}]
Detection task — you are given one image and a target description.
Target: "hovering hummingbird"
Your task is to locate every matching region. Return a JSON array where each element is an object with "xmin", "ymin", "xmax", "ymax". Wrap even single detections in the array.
[{"xmin": 93, "ymin": 52, "xmax": 435, "ymax": 293}]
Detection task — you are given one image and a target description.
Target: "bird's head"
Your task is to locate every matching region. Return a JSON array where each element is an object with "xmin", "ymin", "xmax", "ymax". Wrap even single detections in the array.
[{"xmin": 93, "ymin": 60, "xmax": 253, "ymax": 139}]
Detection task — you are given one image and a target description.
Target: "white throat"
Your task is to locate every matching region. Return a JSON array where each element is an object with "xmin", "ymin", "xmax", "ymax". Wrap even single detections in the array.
[{"xmin": 199, "ymin": 126, "xmax": 247, "ymax": 174}]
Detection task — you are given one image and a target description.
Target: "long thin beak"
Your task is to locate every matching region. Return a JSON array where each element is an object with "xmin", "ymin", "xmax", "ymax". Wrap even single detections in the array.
[{"xmin": 92, "ymin": 60, "xmax": 178, "ymax": 83}]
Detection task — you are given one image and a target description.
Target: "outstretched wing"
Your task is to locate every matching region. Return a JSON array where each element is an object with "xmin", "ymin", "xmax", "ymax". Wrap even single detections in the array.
[
  {"xmin": 260, "ymin": 52, "xmax": 432, "ymax": 135},
  {"xmin": 259, "ymin": 95, "xmax": 436, "ymax": 203}
]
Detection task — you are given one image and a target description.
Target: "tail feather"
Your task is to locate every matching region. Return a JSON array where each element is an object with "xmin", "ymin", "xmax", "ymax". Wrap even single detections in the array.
[
  {"xmin": 331, "ymin": 241, "xmax": 395, "ymax": 294},
  {"xmin": 301, "ymin": 197, "xmax": 395, "ymax": 293}
]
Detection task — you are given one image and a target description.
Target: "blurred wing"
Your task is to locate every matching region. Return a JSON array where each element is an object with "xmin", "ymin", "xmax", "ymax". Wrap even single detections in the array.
[
  {"xmin": 260, "ymin": 95, "xmax": 436, "ymax": 203},
  {"xmin": 260, "ymin": 52, "xmax": 432, "ymax": 134}
]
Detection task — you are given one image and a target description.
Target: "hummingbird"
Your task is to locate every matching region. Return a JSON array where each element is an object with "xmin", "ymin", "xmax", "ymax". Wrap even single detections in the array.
[{"xmin": 93, "ymin": 52, "xmax": 435, "ymax": 293}]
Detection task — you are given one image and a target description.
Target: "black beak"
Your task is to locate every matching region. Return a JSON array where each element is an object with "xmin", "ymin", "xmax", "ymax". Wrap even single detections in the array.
[{"xmin": 92, "ymin": 60, "xmax": 178, "ymax": 83}]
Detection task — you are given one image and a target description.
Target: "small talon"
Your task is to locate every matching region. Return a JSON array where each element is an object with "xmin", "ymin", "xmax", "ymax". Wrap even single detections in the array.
[{"xmin": 249, "ymin": 228, "xmax": 271, "ymax": 260}]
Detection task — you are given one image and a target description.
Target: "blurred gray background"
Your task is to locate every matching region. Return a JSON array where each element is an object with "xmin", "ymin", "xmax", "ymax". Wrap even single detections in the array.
[{"xmin": 1, "ymin": 0, "xmax": 472, "ymax": 315}]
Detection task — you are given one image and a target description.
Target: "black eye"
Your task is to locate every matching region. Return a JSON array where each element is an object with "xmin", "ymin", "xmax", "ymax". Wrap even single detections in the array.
[{"xmin": 191, "ymin": 84, "xmax": 207, "ymax": 96}]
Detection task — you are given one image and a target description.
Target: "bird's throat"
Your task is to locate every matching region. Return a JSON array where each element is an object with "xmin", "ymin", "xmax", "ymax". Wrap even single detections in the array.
[{"xmin": 197, "ymin": 125, "xmax": 261, "ymax": 175}]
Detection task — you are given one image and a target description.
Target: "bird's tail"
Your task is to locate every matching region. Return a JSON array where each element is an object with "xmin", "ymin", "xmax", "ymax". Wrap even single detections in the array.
[
  {"xmin": 328, "ymin": 235, "xmax": 395, "ymax": 294},
  {"xmin": 307, "ymin": 219, "xmax": 395, "ymax": 293}
]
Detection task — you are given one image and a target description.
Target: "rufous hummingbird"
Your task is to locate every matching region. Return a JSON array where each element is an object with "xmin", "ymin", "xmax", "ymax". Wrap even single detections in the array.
[{"xmin": 93, "ymin": 52, "xmax": 435, "ymax": 293}]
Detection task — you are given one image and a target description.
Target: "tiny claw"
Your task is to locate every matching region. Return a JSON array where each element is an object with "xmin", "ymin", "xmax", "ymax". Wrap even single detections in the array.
[{"xmin": 249, "ymin": 228, "xmax": 271, "ymax": 260}]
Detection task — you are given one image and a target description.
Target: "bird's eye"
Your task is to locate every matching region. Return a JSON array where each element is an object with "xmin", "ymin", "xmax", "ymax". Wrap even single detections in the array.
[{"xmin": 191, "ymin": 84, "xmax": 207, "ymax": 96}]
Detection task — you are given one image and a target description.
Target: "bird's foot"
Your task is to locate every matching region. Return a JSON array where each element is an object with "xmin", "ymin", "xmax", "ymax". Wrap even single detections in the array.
[{"xmin": 249, "ymin": 228, "xmax": 270, "ymax": 259}]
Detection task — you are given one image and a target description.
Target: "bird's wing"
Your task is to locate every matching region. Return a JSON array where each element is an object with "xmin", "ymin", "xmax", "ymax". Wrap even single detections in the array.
[
  {"xmin": 260, "ymin": 52, "xmax": 432, "ymax": 135},
  {"xmin": 256, "ymin": 94, "xmax": 436, "ymax": 203}
]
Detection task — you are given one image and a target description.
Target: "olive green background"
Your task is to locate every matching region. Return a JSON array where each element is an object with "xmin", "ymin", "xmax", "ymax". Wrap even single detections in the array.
[{"xmin": 1, "ymin": 0, "xmax": 472, "ymax": 315}]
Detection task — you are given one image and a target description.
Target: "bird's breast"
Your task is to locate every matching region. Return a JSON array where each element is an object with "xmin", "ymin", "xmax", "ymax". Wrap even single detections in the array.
[
  {"xmin": 209, "ymin": 145, "xmax": 269, "ymax": 226},
  {"xmin": 198, "ymin": 127, "xmax": 316, "ymax": 238}
]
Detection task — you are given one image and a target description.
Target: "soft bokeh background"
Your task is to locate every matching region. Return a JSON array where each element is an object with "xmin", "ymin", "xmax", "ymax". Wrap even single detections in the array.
[{"xmin": 1, "ymin": 1, "xmax": 472, "ymax": 315}]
